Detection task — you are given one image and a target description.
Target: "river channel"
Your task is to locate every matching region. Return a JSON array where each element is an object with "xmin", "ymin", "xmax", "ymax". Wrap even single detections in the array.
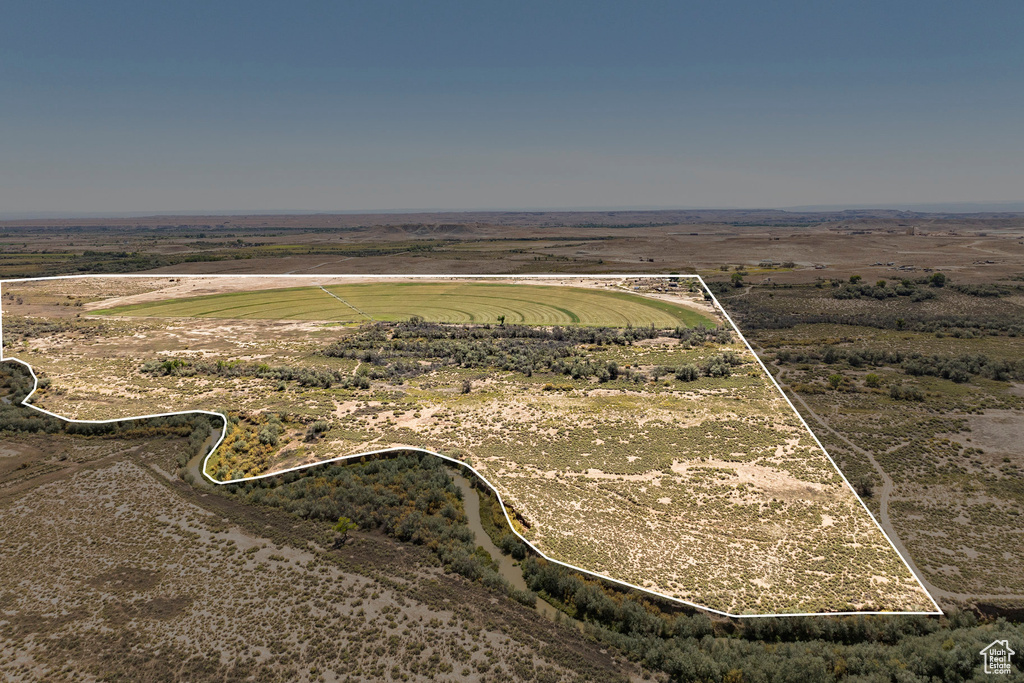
[{"xmin": 448, "ymin": 469, "xmax": 563, "ymax": 622}]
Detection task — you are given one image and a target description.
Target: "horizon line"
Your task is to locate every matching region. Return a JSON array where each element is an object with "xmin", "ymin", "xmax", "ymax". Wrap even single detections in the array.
[{"xmin": 3, "ymin": 200, "xmax": 1024, "ymax": 221}]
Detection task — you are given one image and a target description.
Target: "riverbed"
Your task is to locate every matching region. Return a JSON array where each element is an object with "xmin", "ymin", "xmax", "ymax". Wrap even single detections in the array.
[{"xmin": 449, "ymin": 469, "xmax": 562, "ymax": 621}]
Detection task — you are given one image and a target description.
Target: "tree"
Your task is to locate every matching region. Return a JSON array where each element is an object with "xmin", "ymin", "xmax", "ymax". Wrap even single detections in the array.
[
  {"xmin": 929, "ymin": 272, "xmax": 947, "ymax": 287},
  {"xmin": 497, "ymin": 315, "xmax": 506, "ymax": 326},
  {"xmin": 853, "ymin": 476, "xmax": 874, "ymax": 498},
  {"xmin": 864, "ymin": 373, "xmax": 881, "ymax": 388},
  {"xmin": 461, "ymin": 379, "xmax": 472, "ymax": 394},
  {"xmin": 333, "ymin": 516, "xmax": 357, "ymax": 546},
  {"xmin": 876, "ymin": 280, "xmax": 887, "ymax": 288},
  {"xmin": 606, "ymin": 361, "xmax": 619, "ymax": 379},
  {"xmin": 849, "ymin": 274, "xmax": 862, "ymax": 284},
  {"xmin": 730, "ymin": 272, "xmax": 744, "ymax": 288},
  {"xmin": 828, "ymin": 373, "xmax": 844, "ymax": 390}
]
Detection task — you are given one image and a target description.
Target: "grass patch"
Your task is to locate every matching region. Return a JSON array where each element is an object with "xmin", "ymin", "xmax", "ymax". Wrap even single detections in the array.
[{"xmin": 93, "ymin": 282, "xmax": 714, "ymax": 328}]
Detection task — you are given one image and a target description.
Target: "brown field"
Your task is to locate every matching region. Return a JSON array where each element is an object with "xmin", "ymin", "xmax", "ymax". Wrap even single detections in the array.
[
  {"xmin": 1, "ymin": 209, "xmax": 1023, "ymax": 284},
  {"xmin": 0, "ymin": 429, "xmax": 640, "ymax": 682}
]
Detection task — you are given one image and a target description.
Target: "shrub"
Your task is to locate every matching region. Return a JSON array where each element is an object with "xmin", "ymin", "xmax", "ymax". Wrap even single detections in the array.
[
  {"xmin": 674, "ymin": 364, "xmax": 699, "ymax": 382},
  {"xmin": 498, "ymin": 533, "xmax": 528, "ymax": 560},
  {"xmin": 889, "ymin": 384, "xmax": 923, "ymax": 401},
  {"xmin": 258, "ymin": 426, "xmax": 280, "ymax": 446}
]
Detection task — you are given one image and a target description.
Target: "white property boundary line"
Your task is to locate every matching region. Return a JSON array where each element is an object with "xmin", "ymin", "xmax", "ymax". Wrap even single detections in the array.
[{"xmin": 0, "ymin": 273, "xmax": 943, "ymax": 618}]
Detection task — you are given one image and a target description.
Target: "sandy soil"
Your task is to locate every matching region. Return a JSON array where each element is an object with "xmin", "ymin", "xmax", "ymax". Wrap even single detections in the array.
[
  {"xmin": 81, "ymin": 276, "xmax": 391, "ymax": 311},
  {"xmin": 961, "ymin": 410, "xmax": 1024, "ymax": 460}
]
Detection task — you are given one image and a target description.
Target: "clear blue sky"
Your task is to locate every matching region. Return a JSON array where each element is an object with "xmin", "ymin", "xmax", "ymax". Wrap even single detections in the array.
[{"xmin": 2, "ymin": 1, "xmax": 1022, "ymax": 213}]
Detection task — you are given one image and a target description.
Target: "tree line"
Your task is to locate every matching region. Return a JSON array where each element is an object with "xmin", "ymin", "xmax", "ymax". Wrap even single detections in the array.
[
  {"xmin": 321, "ymin": 319, "xmax": 734, "ymax": 383},
  {"xmin": 776, "ymin": 346, "xmax": 1024, "ymax": 384},
  {"xmin": 221, "ymin": 453, "xmax": 536, "ymax": 607}
]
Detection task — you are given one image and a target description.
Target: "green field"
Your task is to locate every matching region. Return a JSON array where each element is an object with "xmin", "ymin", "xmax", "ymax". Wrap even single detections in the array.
[{"xmin": 93, "ymin": 282, "xmax": 714, "ymax": 328}]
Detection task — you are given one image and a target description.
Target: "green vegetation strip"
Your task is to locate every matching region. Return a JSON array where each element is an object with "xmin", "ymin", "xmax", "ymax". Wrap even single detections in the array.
[{"xmin": 93, "ymin": 282, "xmax": 714, "ymax": 328}]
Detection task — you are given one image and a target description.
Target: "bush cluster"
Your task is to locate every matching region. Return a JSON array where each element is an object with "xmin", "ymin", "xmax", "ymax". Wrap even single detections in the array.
[
  {"xmin": 833, "ymin": 273, "xmax": 951, "ymax": 301},
  {"xmin": 889, "ymin": 384, "xmax": 925, "ymax": 401},
  {"xmin": 727, "ymin": 288, "xmax": 1024, "ymax": 336},
  {"xmin": 140, "ymin": 357, "xmax": 368, "ymax": 389},
  {"xmin": 833, "ymin": 282, "xmax": 938, "ymax": 302},
  {"xmin": 321, "ymin": 319, "xmax": 733, "ymax": 383},
  {"xmin": 781, "ymin": 346, "xmax": 1024, "ymax": 384},
  {"xmin": 207, "ymin": 412, "xmax": 287, "ymax": 479},
  {"xmin": 1, "ymin": 315, "xmax": 108, "ymax": 344},
  {"xmin": 903, "ymin": 353, "xmax": 1022, "ymax": 383},
  {"xmin": 951, "ymin": 283, "xmax": 1015, "ymax": 298}
]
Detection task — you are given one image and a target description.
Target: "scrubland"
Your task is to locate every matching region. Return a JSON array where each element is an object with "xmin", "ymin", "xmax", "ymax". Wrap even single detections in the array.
[{"xmin": 2, "ymin": 276, "xmax": 934, "ymax": 615}]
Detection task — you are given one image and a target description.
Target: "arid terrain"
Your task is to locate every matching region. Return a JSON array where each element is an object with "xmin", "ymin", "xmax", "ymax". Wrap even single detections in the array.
[
  {"xmin": 1, "ymin": 209, "xmax": 1023, "ymax": 284},
  {"xmin": 1, "ymin": 210, "xmax": 1023, "ymax": 681},
  {"xmin": 1, "ymin": 275, "xmax": 934, "ymax": 615},
  {"xmin": 0, "ymin": 425, "xmax": 640, "ymax": 682}
]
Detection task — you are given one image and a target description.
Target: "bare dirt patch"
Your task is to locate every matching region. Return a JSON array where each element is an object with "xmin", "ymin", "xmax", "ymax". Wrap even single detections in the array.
[{"xmin": 962, "ymin": 410, "xmax": 1024, "ymax": 460}]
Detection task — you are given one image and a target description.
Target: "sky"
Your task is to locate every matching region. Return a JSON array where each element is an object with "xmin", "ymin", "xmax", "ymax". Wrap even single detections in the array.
[{"xmin": 1, "ymin": 1, "xmax": 1022, "ymax": 214}]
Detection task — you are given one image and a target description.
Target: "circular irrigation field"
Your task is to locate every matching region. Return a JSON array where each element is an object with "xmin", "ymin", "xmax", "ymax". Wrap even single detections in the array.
[{"xmin": 94, "ymin": 282, "xmax": 713, "ymax": 328}]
